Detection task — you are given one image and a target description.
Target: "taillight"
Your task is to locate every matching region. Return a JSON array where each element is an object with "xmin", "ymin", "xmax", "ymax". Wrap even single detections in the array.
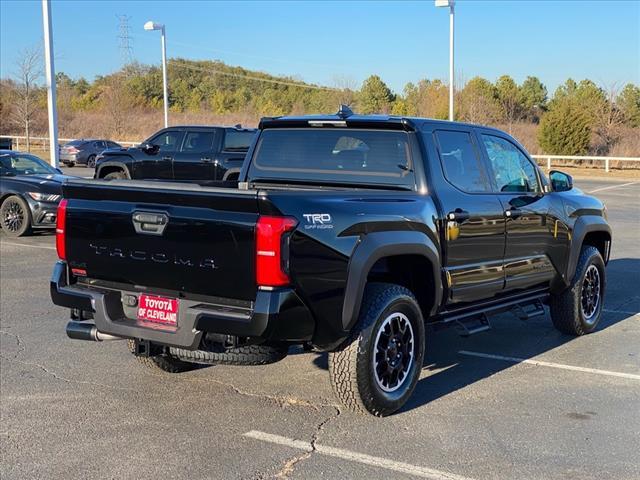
[
  {"xmin": 67, "ymin": 147, "xmax": 79, "ymax": 154},
  {"xmin": 256, "ymin": 215, "xmax": 297, "ymax": 287},
  {"xmin": 56, "ymin": 199, "xmax": 68, "ymax": 260}
]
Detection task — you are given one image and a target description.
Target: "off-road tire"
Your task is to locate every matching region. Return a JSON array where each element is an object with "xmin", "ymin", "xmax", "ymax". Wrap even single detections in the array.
[
  {"xmin": 170, "ymin": 343, "xmax": 288, "ymax": 366},
  {"xmin": 550, "ymin": 245, "xmax": 605, "ymax": 335},
  {"xmin": 127, "ymin": 339, "xmax": 199, "ymax": 373},
  {"xmin": 0, "ymin": 195, "xmax": 32, "ymax": 237},
  {"xmin": 103, "ymin": 170, "xmax": 127, "ymax": 180},
  {"xmin": 328, "ymin": 283, "xmax": 425, "ymax": 416}
]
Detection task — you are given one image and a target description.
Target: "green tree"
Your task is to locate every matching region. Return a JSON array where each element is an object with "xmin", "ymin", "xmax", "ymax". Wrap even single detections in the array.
[
  {"xmin": 358, "ymin": 75, "xmax": 393, "ymax": 114},
  {"xmin": 519, "ymin": 76, "xmax": 547, "ymax": 111},
  {"xmin": 617, "ymin": 83, "xmax": 640, "ymax": 127},
  {"xmin": 391, "ymin": 99, "xmax": 414, "ymax": 116},
  {"xmin": 538, "ymin": 100, "xmax": 591, "ymax": 155},
  {"xmin": 495, "ymin": 75, "xmax": 522, "ymax": 131},
  {"xmin": 458, "ymin": 76, "xmax": 501, "ymax": 124}
]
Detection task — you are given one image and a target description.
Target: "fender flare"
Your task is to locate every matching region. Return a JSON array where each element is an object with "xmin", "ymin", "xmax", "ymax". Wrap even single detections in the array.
[
  {"xmin": 95, "ymin": 161, "xmax": 131, "ymax": 179},
  {"xmin": 341, "ymin": 231, "xmax": 442, "ymax": 331},
  {"xmin": 565, "ymin": 215, "xmax": 611, "ymax": 284}
]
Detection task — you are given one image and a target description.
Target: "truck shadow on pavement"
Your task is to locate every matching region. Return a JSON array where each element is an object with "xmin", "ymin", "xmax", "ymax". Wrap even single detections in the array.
[{"xmin": 310, "ymin": 258, "xmax": 638, "ymax": 415}]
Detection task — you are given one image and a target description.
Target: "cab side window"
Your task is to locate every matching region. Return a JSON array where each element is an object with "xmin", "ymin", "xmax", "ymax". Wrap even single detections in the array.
[
  {"xmin": 481, "ymin": 135, "xmax": 539, "ymax": 193},
  {"xmin": 434, "ymin": 130, "xmax": 490, "ymax": 193},
  {"xmin": 150, "ymin": 131, "xmax": 184, "ymax": 153},
  {"xmin": 182, "ymin": 131, "xmax": 216, "ymax": 154}
]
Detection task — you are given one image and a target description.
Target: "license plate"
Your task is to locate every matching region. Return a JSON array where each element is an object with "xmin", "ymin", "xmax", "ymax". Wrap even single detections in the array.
[{"xmin": 137, "ymin": 294, "xmax": 179, "ymax": 326}]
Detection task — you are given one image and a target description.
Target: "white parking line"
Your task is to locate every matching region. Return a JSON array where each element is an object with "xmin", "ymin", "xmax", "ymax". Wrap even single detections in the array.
[
  {"xmin": 243, "ymin": 430, "xmax": 476, "ymax": 480},
  {"xmin": 459, "ymin": 351, "xmax": 640, "ymax": 380},
  {"xmin": 588, "ymin": 181, "xmax": 639, "ymax": 194},
  {"xmin": 0, "ymin": 241, "xmax": 56, "ymax": 251}
]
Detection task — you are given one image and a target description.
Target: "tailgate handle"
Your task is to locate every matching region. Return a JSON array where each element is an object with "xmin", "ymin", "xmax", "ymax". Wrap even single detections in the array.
[{"xmin": 132, "ymin": 211, "xmax": 169, "ymax": 236}]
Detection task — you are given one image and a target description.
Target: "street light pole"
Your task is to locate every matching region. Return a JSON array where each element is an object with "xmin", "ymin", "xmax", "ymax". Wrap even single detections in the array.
[
  {"xmin": 42, "ymin": 0, "xmax": 59, "ymax": 167},
  {"xmin": 160, "ymin": 26, "xmax": 168, "ymax": 128},
  {"xmin": 144, "ymin": 21, "xmax": 168, "ymax": 128},
  {"xmin": 435, "ymin": 0, "xmax": 455, "ymax": 121},
  {"xmin": 448, "ymin": 1, "xmax": 454, "ymax": 121}
]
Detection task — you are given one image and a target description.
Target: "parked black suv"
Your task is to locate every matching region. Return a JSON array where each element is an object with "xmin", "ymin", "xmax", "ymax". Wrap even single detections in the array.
[
  {"xmin": 95, "ymin": 125, "xmax": 256, "ymax": 182},
  {"xmin": 51, "ymin": 109, "xmax": 611, "ymax": 416}
]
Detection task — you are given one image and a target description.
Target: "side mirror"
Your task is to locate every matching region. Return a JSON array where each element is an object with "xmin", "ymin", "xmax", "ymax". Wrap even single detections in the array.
[
  {"xmin": 56, "ymin": 168, "xmax": 63, "ymax": 174},
  {"xmin": 141, "ymin": 142, "xmax": 159, "ymax": 155},
  {"xmin": 549, "ymin": 170, "xmax": 573, "ymax": 192}
]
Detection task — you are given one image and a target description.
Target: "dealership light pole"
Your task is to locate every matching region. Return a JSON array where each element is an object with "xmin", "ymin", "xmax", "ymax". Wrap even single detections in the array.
[
  {"xmin": 435, "ymin": 0, "xmax": 454, "ymax": 121},
  {"xmin": 42, "ymin": 0, "xmax": 59, "ymax": 167},
  {"xmin": 144, "ymin": 21, "xmax": 168, "ymax": 128}
]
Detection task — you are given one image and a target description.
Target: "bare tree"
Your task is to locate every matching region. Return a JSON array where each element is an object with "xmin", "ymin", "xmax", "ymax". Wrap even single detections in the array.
[
  {"xmin": 11, "ymin": 46, "xmax": 43, "ymax": 151},
  {"xmin": 101, "ymin": 74, "xmax": 131, "ymax": 138},
  {"xmin": 332, "ymin": 75, "xmax": 358, "ymax": 108},
  {"xmin": 593, "ymin": 83, "xmax": 625, "ymax": 155}
]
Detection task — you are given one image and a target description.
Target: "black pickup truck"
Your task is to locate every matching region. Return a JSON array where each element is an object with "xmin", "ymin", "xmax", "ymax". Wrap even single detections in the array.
[
  {"xmin": 51, "ymin": 108, "xmax": 611, "ymax": 416},
  {"xmin": 94, "ymin": 125, "xmax": 256, "ymax": 182}
]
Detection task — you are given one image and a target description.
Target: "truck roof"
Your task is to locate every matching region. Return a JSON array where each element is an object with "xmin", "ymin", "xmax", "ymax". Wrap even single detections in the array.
[
  {"xmin": 154, "ymin": 125, "xmax": 257, "ymax": 132},
  {"xmin": 259, "ymin": 112, "xmax": 505, "ymax": 135}
]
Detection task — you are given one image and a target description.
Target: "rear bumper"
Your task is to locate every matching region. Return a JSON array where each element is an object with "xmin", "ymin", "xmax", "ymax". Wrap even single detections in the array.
[
  {"xmin": 60, "ymin": 153, "xmax": 81, "ymax": 165},
  {"xmin": 50, "ymin": 261, "xmax": 315, "ymax": 349}
]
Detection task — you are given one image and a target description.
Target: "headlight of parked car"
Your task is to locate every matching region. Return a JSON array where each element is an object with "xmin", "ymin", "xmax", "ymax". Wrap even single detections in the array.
[{"xmin": 27, "ymin": 192, "xmax": 61, "ymax": 202}]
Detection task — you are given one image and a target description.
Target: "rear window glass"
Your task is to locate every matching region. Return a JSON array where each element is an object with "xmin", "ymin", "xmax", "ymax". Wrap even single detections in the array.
[
  {"xmin": 65, "ymin": 140, "xmax": 84, "ymax": 146},
  {"xmin": 223, "ymin": 130, "xmax": 255, "ymax": 151},
  {"xmin": 249, "ymin": 129, "xmax": 413, "ymax": 187}
]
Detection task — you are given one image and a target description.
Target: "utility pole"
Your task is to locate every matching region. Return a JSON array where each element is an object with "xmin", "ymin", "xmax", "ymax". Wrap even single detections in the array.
[
  {"xmin": 42, "ymin": 0, "xmax": 59, "ymax": 167},
  {"xmin": 117, "ymin": 14, "xmax": 133, "ymax": 67}
]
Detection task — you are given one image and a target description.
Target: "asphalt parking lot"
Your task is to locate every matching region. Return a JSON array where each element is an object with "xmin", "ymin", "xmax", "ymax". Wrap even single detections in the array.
[{"xmin": 1, "ymin": 175, "xmax": 638, "ymax": 480}]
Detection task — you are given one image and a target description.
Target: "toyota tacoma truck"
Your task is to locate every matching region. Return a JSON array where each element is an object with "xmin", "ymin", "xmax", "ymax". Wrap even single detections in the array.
[{"xmin": 51, "ymin": 107, "xmax": 611, "ymax": 416}]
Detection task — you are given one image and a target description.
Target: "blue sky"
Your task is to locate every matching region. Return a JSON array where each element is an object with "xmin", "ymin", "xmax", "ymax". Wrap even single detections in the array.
[{"xmin": 1, "ymin": 0, "xmax": 638, "ymax": 95}]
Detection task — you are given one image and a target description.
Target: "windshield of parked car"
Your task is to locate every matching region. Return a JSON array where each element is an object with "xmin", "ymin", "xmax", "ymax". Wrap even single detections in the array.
[
  {"xmin": 249, "ymin": 128, "xmax": 414, "ymax": 187},
  {"xmin": 0, "ymin": 154, "xmax": 58, "ymax": 176}
]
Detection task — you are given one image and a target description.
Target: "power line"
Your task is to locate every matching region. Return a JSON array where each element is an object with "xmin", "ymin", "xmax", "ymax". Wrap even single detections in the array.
[
  {"xmin": 168, "ymin": 59, "xmax": 337, "ymax": 91},
  {"xmin": 116, "ymin": 14, "xmax": 133, "ymax": 66}
]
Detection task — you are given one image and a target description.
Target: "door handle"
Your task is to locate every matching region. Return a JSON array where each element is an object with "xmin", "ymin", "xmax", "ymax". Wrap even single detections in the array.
[
  {"xmin": 447, "ymin": 209, "xmax": 470, "ymax": 222},
  {"xmin": 162, "ymin": 156, "xmax": 172, "ymax": 161},
  {"xmin": 201, "ymin": 157, "xmax": 213, "ymax": 163}
]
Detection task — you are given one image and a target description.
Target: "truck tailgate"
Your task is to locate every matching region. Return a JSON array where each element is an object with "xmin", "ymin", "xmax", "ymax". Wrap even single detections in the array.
[{"xmin": 62, "ymin": 179, "xmax": 259, "ymax": 300}]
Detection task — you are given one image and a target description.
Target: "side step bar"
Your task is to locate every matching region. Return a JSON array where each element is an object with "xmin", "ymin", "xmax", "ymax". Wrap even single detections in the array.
[
  {"xmin": 455, "ymin": 313, "xmax": 491, "ymax": 337},
  {"xmin": 434, "ymin": 290, "xmax": 549, "ymax": 336},
  {"xmin": 512, "ymin": 299, "xmax": 546, "ymax": 320}
]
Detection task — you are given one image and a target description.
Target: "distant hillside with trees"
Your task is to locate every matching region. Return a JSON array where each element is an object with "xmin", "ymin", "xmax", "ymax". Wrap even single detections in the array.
[{"xmin": 1, "ymin": 54, "xmax": 638, "ymax": 156}]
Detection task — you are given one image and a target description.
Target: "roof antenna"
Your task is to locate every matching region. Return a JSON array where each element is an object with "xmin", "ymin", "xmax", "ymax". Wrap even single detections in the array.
[{"xmin": 336, "ymin": 104, "xmax": 354, "ymax": 119}]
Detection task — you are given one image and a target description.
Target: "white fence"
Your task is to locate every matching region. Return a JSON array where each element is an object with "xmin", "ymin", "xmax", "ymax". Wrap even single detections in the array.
[
  {"xmin": 0, "ymin": 135, "xmax": 139, "ymax": 150},
  {"xmin": 531, "ymin": 154, "xmax": 640, "ymax": 173},
  {"xmin": 1, "ymin": 134, "xmax": 639, "ymax": 173}
]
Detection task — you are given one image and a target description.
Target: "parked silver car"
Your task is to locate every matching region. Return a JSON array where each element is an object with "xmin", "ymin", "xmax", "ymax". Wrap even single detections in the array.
[{"xmin": 60, "ymin": 139, "xmax": 122, "ymax": 168}]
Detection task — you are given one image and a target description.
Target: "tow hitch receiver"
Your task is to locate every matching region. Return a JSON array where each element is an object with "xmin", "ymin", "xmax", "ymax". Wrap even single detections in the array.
[{"xmin": 133, "ymin": 339, "xmax": 163, "ymax": 357}]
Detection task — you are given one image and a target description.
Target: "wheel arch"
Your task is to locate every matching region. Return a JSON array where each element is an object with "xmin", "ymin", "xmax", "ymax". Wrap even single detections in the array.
[
  {"xmin": 566, "ymin": 216, "xmax": 611, "ymax": 285},
  {"xmin": 342, "ymin": 231, "xmax": 442, "ymax": 332},
  {"xmin": 96, "ymin": 161, "xmax": 131, "ymax": 179}
]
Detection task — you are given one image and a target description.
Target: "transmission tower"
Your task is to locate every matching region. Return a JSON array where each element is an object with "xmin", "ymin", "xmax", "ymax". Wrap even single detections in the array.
[{"xmin": 116, "ymin": 14, "xmax": 133, "ymax": 66}]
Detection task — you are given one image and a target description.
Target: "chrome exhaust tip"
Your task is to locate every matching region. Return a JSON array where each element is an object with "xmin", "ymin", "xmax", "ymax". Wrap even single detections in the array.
[{"xmin": 66, "ymin": 321, "xmax": 123, "ymax": 341}]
